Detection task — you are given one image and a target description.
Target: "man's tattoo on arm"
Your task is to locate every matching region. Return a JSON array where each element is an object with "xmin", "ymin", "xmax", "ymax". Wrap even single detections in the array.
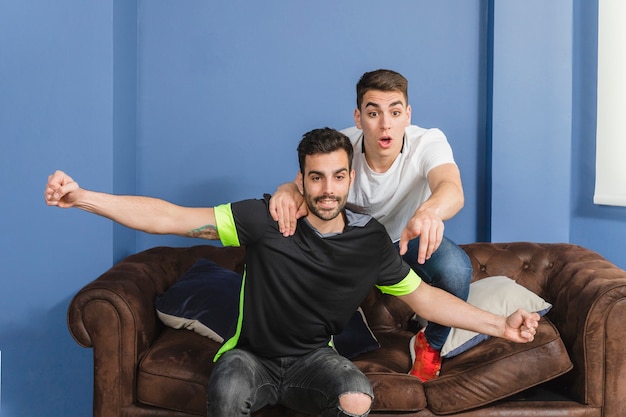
[{"xmin": 187, "ymin": 224, "xmax": 220, "ymax": 240}]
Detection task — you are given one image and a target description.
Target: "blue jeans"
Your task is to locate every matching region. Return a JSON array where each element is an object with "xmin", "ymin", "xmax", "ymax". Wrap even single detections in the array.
[
  {"xmin": 394, "ymin": 235, "xmax": 472, "ymax": 350},
  {"xmin": 207, "ymin": 347, "xmax": 373, "ymax": 417}
]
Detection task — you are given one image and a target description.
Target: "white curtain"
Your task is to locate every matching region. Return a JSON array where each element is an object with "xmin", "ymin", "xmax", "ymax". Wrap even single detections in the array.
[{"xmin": 594, "ymin": 0, "xmax": 626, "ymax": 206}]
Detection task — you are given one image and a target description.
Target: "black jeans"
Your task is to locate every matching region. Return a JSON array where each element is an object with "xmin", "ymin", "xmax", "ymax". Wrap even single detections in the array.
[{"xmin": 206, "ymin": 347, "xmax": 373, "ymax": 417}]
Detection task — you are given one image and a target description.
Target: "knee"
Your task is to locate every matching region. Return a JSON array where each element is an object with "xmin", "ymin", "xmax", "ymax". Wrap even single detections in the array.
[
  {"xmin": 436, "ymin": 243, "xmax": 472, "ymax": 282},
  {"xmin": 441, "ymin": 244, "xmax": 471, "ymax": 272},
  {"xmin": 207, "ymin": 351, "xmax": 256, "ymax": 411},
  {"xmin": 338, "ymin": 392, "xmax": 372, "ymax": 416}
]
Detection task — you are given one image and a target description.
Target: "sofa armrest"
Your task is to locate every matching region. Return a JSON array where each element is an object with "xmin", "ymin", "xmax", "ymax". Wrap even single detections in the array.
[
  {"xmin": 545, "ymin": 246, "xmax": 626, "ymax": 416},
  {"xmin": 67, "ymin": 245, "xmax": 246, "ymax": 417},
  {"xmin": 462, "ymin": 242, "xmax": 626, "ymax": 417}
]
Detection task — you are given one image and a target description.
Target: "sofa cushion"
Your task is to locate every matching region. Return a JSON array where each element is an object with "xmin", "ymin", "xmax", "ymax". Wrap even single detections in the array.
[
  {"xmin": 368, "ymin": 373, "xmax": 427, "ymax": 412},
  {"xmin": 441, "ymin": 275, "xmax": 553, "ymax": 358},
  {"xmin": 424, "ymin": 317, "xmax": 573, "ymax": 415},
  {"xmin": 138, "ymin": 328, "xmax": 427, "ymax": 416},
  {"xmin": 138, "ymin": 327, "xmax": 219, "ymax": 416},
  {"xmin": 155, "ymin": 258, "xmax": 242, "ymax": 343},
  {"xmin": 155, "ymin": 258, "xmax": 380, "ymax": 359},
  {"xmin": 352, "ymin": 330, "xmax": 428, "ymax": 412}
]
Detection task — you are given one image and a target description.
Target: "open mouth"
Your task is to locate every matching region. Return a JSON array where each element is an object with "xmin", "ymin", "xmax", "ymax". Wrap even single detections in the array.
[{"xmin": 379, "ymin": 136, "xmax": 393, "ymax": 148}]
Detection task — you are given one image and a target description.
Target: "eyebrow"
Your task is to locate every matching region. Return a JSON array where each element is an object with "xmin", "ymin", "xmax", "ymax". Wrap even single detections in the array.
[
  {"xmin": 364, "ymin": 100, "xmax": 404, "ymax": 108},
  {"xmin": 308, "ymin": 168, "xmax": 349, "ymax": 176}
]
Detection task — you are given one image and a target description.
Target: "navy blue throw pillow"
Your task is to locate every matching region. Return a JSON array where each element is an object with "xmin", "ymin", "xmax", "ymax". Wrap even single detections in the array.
[{"xmin": 155, "ymin": 259, "xmax": 242, "ymax": 343}]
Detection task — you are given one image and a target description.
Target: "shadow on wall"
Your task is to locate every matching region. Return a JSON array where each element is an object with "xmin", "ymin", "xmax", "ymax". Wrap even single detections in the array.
[{"xmin": 0, "ymin": 297, "xmax": 92, "ymax": 417}]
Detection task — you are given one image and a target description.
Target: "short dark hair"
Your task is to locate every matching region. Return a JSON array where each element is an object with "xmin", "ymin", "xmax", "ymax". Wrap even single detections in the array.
[
  {"xmin": 297, "ymin": 128, "xmax": 354, "ymax": 174},
  {"xmin": 356, "ymin": 69, "xmax": 409, "ymax": 110}
]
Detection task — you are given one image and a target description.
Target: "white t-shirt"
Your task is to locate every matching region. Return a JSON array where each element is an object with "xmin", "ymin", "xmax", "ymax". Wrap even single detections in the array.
[{"xmin": 342, "ymin": 125, "xmax": 456, "ymax": 243}]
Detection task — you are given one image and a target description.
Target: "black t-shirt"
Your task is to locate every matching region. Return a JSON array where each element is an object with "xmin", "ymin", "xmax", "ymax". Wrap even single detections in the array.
[{"xmin": 214, "ymin": 196, "xmax": 419, "ymax": 359}]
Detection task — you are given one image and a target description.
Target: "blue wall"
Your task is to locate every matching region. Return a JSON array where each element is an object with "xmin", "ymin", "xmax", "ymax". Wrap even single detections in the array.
[
  {"xmin": 133, "ymin": 0, "xmax": 487, "ymax": 250},
  {"xmin": 491, "ymin": 0, "xmax": 573, "ymax": 243},
  {"xmin": 0, "ymin": 1, "xmax": 623, "ymax": 416},
  {"xmin": 1, "ymin": 1, "xmax": 115, "ymax": 416}
]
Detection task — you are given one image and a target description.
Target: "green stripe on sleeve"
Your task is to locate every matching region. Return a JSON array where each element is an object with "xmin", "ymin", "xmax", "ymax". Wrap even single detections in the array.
[
  {"xmin": 376, "ymin": 269, "xmax": 421, "ymax": 296},
  {"xmin": 214, "ymin": 203, "xmax": 241, "ymax": 247},
  {"xmin": 212, "ymin": 203, "xmax": 244, "ymax": 361},
  {"xmin": 214, "ymin": 267, "xmax": 247, "ymax": 362}
]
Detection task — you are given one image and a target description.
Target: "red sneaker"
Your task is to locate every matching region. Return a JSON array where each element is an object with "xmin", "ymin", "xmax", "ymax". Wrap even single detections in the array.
[{"xmin": 408, "ymin": 330, "xmax": 441, "ymax": 382}]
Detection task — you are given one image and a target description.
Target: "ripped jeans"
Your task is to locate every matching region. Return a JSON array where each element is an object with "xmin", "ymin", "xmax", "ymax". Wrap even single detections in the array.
[{"xmin": 206, "ymin": 347, "xmax": 373, "ymax": 417}]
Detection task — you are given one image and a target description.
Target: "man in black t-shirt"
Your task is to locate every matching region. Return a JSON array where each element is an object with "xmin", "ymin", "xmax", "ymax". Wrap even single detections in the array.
[{"xmin": 45, "ymin": 127, "xmax": 539, "ymax": 417}]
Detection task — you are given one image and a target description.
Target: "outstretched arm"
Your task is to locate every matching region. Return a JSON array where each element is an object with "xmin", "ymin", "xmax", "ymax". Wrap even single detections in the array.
[
  {"xmin": 398, "ymin": 281, "xmax": 539, "ymax": 344},
  {"xmin": 398, "ymin": 163, "xmax": 464, "ymax": 263},
  {"xmin": 44, "ymin": 170, "xmax": 219, "ymax": 240},
  {"xmin": 268, "ymin": 177, "xmax": 307, "ymax": 237}
]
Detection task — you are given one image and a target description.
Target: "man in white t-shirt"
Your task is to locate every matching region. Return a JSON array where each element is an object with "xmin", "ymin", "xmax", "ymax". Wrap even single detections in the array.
[{"xmin": 270, "ymin": 69, "xmax": 472, "ymax": 382}]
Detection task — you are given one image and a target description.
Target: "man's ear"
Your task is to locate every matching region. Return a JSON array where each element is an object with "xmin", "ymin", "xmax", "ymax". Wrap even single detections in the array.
[
  {"xmin": 354, "ymin": 108, "xmax": 362, "ymax": 129},
  {"xmin": 406, "ymin": 104, "xmax": 412, "ymax": 126},
  {"xmin": 349, "ymin": 169, "xmax": 355, "ymax": 188},
  {"xmin": 296, "ymin": 171, "xmax": 304, "ymax": 194}
]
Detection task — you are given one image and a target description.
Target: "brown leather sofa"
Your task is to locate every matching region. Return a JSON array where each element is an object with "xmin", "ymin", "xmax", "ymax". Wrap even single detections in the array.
[{"xmin": 67, "ymin": 242, "xmax": 626, "ymax": 417}]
